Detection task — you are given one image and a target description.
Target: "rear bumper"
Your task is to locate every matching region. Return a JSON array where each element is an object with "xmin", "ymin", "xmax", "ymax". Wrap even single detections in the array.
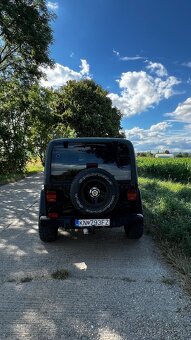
[{"xmin": 39, "ymin": 213, "xmax": 143, "ymax": 229}]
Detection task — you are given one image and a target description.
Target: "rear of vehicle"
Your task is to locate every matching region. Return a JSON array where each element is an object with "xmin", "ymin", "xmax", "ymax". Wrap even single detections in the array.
[{"xmin": 39, "ymin": 138, "xmax": 143, "ymax": 242}]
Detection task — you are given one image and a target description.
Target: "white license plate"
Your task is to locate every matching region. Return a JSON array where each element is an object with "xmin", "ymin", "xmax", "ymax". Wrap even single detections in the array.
[{"xmin": 75, "ymin": 219, "xmax": 110, "ymax": 227}]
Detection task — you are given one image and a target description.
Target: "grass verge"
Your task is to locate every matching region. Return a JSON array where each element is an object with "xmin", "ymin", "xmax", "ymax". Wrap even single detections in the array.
[
  {"xmin": 0, "ymin": 158, "xmax": 43, "ymax": 185},
  {"xmin": 139, "ymin": 177, "xmax": 191, "ymax": 293}
]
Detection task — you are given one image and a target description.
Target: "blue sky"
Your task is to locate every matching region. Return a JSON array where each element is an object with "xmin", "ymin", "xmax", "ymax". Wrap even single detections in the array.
[{"xmin": 44, "ymin": 0, "xmax": 191, "ymax": 152}]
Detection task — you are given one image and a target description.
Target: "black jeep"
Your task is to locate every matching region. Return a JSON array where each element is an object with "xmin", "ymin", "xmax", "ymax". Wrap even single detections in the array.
[{"xmin": 39, "ymin": 138, "xmax": 143, "ymax": 242}]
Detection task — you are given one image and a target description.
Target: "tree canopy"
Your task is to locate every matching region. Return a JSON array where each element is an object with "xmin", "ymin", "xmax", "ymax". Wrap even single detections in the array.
[
  {"xmin": 0, "ymin": 0, "xmax": 54, "ymax": 79},
  {"xmin": 56, "ymin": 79, "xmax": 124, "ymax": 138}
]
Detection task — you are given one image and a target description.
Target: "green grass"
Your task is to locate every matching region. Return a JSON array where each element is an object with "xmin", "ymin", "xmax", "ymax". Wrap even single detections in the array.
[
  {"xmin": 25, "ymin": 158, "xmax": 44, "ymax": 174},
  {"xmin": 139, "ymin": 176, "xmax": 191, "ymax": 291},
  {"xmin": 137, "ymin": 157, "xmax": 191, "ymax": 183},
  {"xmin": 0, "ymin": 158, "xmax": 43, "ymax": 185},
  {"xmin": 140, "ymin": 177, "xmax": 191, "ymax": 255}
]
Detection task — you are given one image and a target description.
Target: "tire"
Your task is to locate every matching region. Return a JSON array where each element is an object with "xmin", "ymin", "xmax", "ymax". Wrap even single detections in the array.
[
  {"xmin": 70, "ymin": 168, "xmax": 119, "ymax": 216},
  {"xmin": 39, "ymin": 220, "xmax": 58, "ymax": 242},
  {"xmin": 124, "ymin": 223, "xmax": 144, "ymax": 239}
]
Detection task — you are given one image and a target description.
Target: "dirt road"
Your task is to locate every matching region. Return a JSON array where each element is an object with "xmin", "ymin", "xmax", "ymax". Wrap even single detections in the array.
[{"xmin": 0, "ymin": 173, "xmax": 190, "ymax": 339}]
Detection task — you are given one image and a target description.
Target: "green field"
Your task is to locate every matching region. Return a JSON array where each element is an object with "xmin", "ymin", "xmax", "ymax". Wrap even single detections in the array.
[
  {"xmin": 137, "ymin": 158, "xmax": 191, "ymax": 292},
  {"xmin": 137, "ymin": 157, "xmax": 191, "ymax": 183}
]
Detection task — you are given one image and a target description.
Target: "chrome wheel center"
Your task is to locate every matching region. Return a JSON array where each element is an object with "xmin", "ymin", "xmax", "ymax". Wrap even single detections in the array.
[{"xmin": 89, "ymin": 187, "xmax": 100, "ymax": 198}]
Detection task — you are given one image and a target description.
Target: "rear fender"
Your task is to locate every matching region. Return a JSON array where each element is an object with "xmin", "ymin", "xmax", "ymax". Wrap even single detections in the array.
[{"xmin": 129, "ymin": 188, "xmax": 143, "ymax": 214}]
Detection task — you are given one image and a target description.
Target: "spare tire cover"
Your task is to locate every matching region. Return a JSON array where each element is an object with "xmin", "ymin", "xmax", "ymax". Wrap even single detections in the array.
[{"xmin": 70, "ymin": 168, "xmax": 119, "ymax": 215}]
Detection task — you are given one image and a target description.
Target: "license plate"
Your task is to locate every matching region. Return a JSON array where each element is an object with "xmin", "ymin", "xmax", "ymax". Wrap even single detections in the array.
[{"xmin": 75, "ymin": 219, "xmax": 110, "ymax": 227}]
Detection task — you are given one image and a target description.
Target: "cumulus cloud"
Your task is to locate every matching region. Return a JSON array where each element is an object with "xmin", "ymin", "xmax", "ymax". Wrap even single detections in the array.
[
  {"xmin": 125, "ymin": 121, "xmax": 170, "ymax": 140},
  {"xmin": 146, "ymin": 61, "xmax": 168, "ymax": 77},
  {"xmin": 124, "ymin": 122, "xmax": 191, "ymax": 152},
  {"xmin": 40, "ymin": 59, "xmax": 91, "ymax": 88},
  {"xmin": 47, "ymin": 1, "xmax": 59, "ymax": 11},
  {"xmin": 165, "ymin": 97, "xmax": 191, "ymax": 123},
  {"xmin": 108, "ymin": 70, "xmax": 180, "ymax": 116}
]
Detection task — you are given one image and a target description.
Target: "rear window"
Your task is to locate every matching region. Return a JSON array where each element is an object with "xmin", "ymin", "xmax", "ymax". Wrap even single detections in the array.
[{"xmin": 51, "ymin": 142, "xmax": 131, "ymax": 181}]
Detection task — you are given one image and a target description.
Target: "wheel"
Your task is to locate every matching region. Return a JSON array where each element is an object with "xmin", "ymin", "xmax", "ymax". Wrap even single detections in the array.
[
  {"xmin": 70, "ymin": 168, "xmax": 119, "ymax": 216},
  {"xmin": 39, "ymin": 220, "xmax": 58, "ymax": 242},
  {"xmin": 124, "ymin": 223, "xmax": 144, "ymax": 239}
]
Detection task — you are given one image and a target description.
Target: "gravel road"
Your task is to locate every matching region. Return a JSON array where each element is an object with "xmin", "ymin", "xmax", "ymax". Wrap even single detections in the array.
[{"xmin": 0, "ymin": 173, "xmax": 191, "ymax": 340}]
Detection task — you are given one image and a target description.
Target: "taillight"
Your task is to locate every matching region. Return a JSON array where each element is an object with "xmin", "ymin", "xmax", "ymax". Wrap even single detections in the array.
[
  {"xmin": 127, "ymin": 189, "xmax": 137, "ymax": 201},
  {"xmin": 46, "ymin": 191, "xmax": 57, "ymax": 202},
  {"xmin": 48, "ymin": 212, "xmax": 59, "ymax": 218},
  {"xmin": 86, "ymin": 163, "xmax": 98, "ymax": 168}
]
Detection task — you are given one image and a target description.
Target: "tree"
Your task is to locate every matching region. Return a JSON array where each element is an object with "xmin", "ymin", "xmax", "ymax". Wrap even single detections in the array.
[
  {"xmin": 176, "ymin": 153, "xmax": 183, "ymax": 158},
  {"xmin": 136, "ymin": 152, "xmax": 147, "ymax": 157},
  {"xmin": 0, "ymin": 78, "xmax": 32, "ymax": 172},
  {"xmin": 164, "ymin": 150, "xmax": 170, "ymax": 154},
  {"xmin": 0, "ymin": 0, "xmax": 54, "ymax": 80},
  {"xmin": 29, "ymin": 86, "xmax": 75, "ymax": 163},
  {"xmin": 0, "ymin": 0, "xmax": 56, "ymax": 172},
  {"xmin": 0, "ymin": 81, "xmax": 75, "ymax": 172},
  {"xmin": 56, "ymin": 79, "xmax": 124, "ymax": 138}
]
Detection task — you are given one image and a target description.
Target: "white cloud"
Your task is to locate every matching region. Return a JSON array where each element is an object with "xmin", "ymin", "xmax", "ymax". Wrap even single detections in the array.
[
  {"xmin": 40, "ymin": 60, "xmax": 91, "ymax": 88},
  {"xmin": 124, "ymin": 122, "xmax": 191, "ymax": 152},
  {"xmin": 125, "ymin": 121, "xmax": 170, "ymax": 140},
  {"xmin": 120, "ymin": 56, "xmax": 145, "ymax": 61},
  {"xmin": 108, "ymin": 70, "xmax": 180, "ymax": 116},
  {"xmin": 146, "ymin": 61, "xmax": 168, "ymax": 77},
  {"xmin": 113, "ymin": 49, "xmax": 120, "ymax": 57},
  {"xmin": 182, "ymin": 61, "xmax": 191, "ymax": 68},
  {"xmin": 165, "ymin": 97, "xmax": 191, "ymax": 123},
  {"xmin": 47, "ymin": 1, "xmax": 59, "ymax": 11},
  {"xmin": 80, "ymin": 59, "xmax": 90, "ymax": 75},
  {"xmin": 113, "ymin": 49, "xmax": 145, "ymax": 61}
]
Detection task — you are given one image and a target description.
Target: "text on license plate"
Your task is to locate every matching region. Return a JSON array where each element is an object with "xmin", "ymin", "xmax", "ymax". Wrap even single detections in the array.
[{"xmin": 75, "ymin": 219, "xmax": 110, "ymax": 227}]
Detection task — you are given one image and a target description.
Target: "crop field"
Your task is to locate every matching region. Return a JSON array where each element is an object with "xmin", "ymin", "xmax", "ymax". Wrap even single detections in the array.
[
  {"xmin": 137, "ymin": 157, "xmax": 191, "ymax": 183},
  {"xmin": 138, "ymin": 157, "xmax": 191, "ymax": 291}
]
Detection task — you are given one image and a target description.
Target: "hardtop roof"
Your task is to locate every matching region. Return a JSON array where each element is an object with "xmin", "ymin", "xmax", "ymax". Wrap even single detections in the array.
[{"xmin": 48, "ymin": 137, "xmax": 133, "ymax": 148}]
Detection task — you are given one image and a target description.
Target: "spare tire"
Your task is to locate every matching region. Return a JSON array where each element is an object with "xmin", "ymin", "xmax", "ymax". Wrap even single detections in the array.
[{"xmin": 70, "ymin": 168, "xmax": 119, "ymax": 216}]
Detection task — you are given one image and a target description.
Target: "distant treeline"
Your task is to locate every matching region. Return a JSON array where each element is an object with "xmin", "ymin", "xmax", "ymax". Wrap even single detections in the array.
[{"xmin": 137, "ymin": 152, "xmax": 191, "ymax": 158}]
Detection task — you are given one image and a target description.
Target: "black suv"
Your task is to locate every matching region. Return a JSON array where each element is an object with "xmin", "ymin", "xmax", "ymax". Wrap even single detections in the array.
[{"xmin": 39, "ymin": 138, "xmax": 143, "ymax": 242}]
